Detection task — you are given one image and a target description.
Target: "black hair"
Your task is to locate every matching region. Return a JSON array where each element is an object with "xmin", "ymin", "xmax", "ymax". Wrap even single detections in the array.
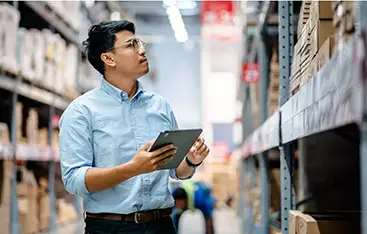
[
  {"xmin": 82, "ymin": 20, "xmax": 135, "ymax": 75},
  {"xmin": 173, "ymin": 187, "xmax": 188, "ymax": 200}
]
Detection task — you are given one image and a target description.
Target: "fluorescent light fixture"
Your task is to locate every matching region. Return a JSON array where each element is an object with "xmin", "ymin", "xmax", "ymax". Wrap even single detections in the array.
[
  {"xmin": 84, "ymin": 0, "xmax": 95, "ymax": 8},
  {"xmin": 176, "ymin": 0, "xmax": 197, "ymax": 10},
  {"xmin": 165, "ymin": 5, "xmax": 189, "ymax": 43},
  {"xmin": 163, "ymin": 0, "xmax": 176, "ymax": 7},
  {"xmin": 110, "ymin": 11, "xmax": 121, "ymax": 21}
]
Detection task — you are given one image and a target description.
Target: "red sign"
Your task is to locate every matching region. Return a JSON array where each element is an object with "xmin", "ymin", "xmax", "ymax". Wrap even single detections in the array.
[
  {"xmin": 201, "ymin": 1, "xmax": 235, "ymax": 25},
  {"xmin": 242, "ymin": 63, "xmax": 260, "ymax": 83}
]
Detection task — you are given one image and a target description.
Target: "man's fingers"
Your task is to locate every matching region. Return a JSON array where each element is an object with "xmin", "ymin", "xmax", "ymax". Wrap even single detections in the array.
[
  {"xmin": 141, "ymin": 140, "xmax": 155, "ymax": 151},
  {"xmin": 151, "ymin": 144, "xmax": 175, "ymax": 156},
  {"xmin": 203, "ymin": 148, "xmax": 210, "ymax": 156},
  {"xmin": 158, "ymin": 155, "xmax": 174, "ymax": 164},
  {"xmin": 156, "ymin": 148, "xmax": 176, "ymax": 159},
  {"xmin": 196, "ymin": 142, "xmax": 206, "ymax": 154}
]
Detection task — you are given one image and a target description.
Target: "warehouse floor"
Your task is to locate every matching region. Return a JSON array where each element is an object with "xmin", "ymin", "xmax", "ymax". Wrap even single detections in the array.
[{"xmin": 43, "ymin": 207, "xmax": 241, "ymax": 234}]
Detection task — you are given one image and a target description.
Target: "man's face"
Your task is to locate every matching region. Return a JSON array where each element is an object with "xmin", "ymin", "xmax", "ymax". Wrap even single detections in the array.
[{"xmin": 108, "ymin": 30, "xmax": 149, "ymax": 78}]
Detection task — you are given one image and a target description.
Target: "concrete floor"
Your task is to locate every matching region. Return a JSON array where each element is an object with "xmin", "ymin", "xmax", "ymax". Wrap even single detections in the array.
[{"xmin": 43, "ymin": 207, "xmax": 241, "ymax": 234}]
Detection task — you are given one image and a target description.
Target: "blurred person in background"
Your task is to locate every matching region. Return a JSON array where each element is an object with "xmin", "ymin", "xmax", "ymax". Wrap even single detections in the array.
[
  {"xmin": 172, "ymin": 181, "xmax": 216, "ymax": 234},
  {"xmin": 59, "ymin": 20, "xmax": 210, "ymax": 234}
]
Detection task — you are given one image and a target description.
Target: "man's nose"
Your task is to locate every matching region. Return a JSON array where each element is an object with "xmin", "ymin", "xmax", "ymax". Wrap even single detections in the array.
[{"xmin": 138, "ymin": 47, "xmax": 147, "ymax": 56}]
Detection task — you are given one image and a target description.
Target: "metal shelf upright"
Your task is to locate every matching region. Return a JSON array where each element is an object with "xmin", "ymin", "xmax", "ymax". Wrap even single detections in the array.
[{"xmin": 278, "ymin": 2, "xmax": 295, "ymax": 234}]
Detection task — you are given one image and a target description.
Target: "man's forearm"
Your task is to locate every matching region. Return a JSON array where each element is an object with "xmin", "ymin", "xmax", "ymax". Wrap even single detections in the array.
[
  {"xmin": 85, "ymin": 162, "xmax": 139, "ymax": 192},
  {"xmin": 175, "ymin": 158, "xmax": 195, "ymax": 179}
]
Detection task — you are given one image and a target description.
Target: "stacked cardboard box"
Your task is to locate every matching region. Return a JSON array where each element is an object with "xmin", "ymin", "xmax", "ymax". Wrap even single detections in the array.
[
  {"xmin": 291, "ymin": 1, "xmax": 334, "ymax": 96},
  {"xmin": 0, "ymin": 3, "xmax": 20, "ymax": 75},
  {"xmin": 0, "ymin": 123, "xmax": 10, "ymax": 144},
  {"xmin": 16, "ymin": 102, "xmax": 25, "ymax": 143},
  {"xmin": 38, "ymin": 177, "xmax": 50, "ymax": 231},
  {"xmin": 267, "ymin": 48, "xmax": 279, "ymax": 117},
  {"xmin": 17, "ymin": 166, "xmax": 39, "ymax": 234},
  {"xmin": 297, "ymin": 1, "xmax": 312, "ymax": 39},
  {"xmin": 26, "ymin": 109, "xmax": 38, "ymax": 145},
  {"xmin": 307, "ymin": 1, "xmax": 333, "ymax": 84},
  {"xmin": 333, "ymin": 1, "xmax": 355, "ymax": 52},
  {"xmin": 212, "ymin": 164, "xmax": 231, "ymax": 205},
  {"xmin": 250, "ymin": 82, "xmax": 260, "ymax": 127},
  {"xmin": 0, "ymin": 2, "xmax": 80, "ymax": 99},
  {"xmin": 0, "ymin": 160, "xmax": 13, "ymax": 234},
  {"xmin": 291, "ymin": 19, "xmax": 311, "ymax": 95},
  {"xmin": 56, "ymin": 199, "xmax": 78, "ymax": 225},
  {"xmin": 38, "ymin": 128, "xmax": 49, "ymax": 147},
  {"xmin": 289, "ymin": 210, "xmax": 360, "ymax": 234},
  {"xmin": 318, "ymin": 36, "xmax": 335, "ymax": 71}
]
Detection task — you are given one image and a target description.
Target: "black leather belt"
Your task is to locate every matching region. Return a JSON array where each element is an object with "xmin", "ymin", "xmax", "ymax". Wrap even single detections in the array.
[{"xmin": 86, "ymin": 208, "xmax": 172, "ymax": 224}]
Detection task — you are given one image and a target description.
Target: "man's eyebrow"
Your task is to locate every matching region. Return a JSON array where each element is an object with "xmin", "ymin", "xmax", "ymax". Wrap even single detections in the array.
[{"xmin": 123, "ymin": 37, "xmax": 137, "ymax": 43}]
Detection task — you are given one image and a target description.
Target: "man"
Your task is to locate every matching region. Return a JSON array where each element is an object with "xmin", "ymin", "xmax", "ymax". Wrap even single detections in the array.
[
  {"xmin": 172, "ymin": 181, "xmax": 216, "ymax": 234},
  {"xmin": 59, "ymin": 20, "xmax": 210, "ymax": 234}
]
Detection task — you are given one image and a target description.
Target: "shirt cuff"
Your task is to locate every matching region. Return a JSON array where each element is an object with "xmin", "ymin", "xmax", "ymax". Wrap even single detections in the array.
[
  {"xmin": 169, "ymin": 168, "xmax": 196, "ymax": 180},
  {"xmin": 73, "ymin": 166, "xmax": 91, "ymax": 198}
]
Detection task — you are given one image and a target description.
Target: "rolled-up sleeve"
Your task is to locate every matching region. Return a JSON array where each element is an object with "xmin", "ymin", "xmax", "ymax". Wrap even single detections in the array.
[
  {"xmin": 59, "ymin": 103, "xmax": 93, "ymax": 198},
  {"xmin": 166, "ymin": 102, "xmax": 195, "ymax": 180}
]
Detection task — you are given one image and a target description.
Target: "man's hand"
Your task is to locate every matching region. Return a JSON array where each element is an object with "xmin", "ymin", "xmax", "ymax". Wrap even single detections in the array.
[
  {"xmin": 187, "ymin": 137, "xmax": 210, "ymax": 165},
  {"xmin": 131, "ymin": 141, "xmax": 176, "ymax": 174}
]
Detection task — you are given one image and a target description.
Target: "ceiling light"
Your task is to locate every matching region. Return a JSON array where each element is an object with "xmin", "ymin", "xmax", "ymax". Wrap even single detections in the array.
[
  {"xmin": 84, "ymin": 0, "xmax": 95, "ymax": 8},
  {"xmin": 110, "ymin": 11, "xmax": 121, "ymax": 21},
  {"xmin": 163, "ymin": 0, "xmax": 176, "ymax": 7},
  {"xmin": 176, "ymin": 0, "xmax": 197, "ymax": 10}
]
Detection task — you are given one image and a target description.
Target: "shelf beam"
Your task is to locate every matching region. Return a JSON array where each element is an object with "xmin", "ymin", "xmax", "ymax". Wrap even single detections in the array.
[
  {"xmin": 0, "ymin": 75, "xmax": 69, "ymax": 111},
  {"xmin": 24, "ymin": 1, "xmax": 79, "ymax": 45}
]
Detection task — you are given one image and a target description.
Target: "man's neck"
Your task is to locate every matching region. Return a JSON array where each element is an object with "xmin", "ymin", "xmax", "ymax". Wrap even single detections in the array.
[{"xmin": 105, "ymin": 74, "xmax": 137, "ymax": 99}]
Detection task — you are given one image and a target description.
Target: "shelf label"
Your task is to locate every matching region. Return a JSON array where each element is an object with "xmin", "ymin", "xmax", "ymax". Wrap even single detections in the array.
[{"xmin": 242, "ymin": 63, "xmax": 260, "ymax": 83}]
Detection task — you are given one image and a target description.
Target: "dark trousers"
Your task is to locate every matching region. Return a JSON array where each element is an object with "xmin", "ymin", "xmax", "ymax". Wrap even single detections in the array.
[{"xmin": 84, "ymin": 216, "xmax": 177, "ymax": 234}]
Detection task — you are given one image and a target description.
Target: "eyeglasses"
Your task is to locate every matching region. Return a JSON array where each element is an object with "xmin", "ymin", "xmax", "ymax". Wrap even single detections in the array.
[{"xmin": 106, "ymin": 38, "xmax": 146, "ymax": 53}]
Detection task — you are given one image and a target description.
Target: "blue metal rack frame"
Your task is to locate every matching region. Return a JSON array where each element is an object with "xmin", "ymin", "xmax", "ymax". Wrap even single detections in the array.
[{"xmin": 240, "ymin": 1, "xmax": 367, "ymax": 234}]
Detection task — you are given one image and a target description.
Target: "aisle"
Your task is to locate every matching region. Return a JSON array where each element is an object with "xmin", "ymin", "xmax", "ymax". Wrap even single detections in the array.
[{"xmin": 46, "ymin": 208, "xmax": 241, "ymax": 234}]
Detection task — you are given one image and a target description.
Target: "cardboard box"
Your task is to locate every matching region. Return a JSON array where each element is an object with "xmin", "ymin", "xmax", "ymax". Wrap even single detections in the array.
[
  {"xmin": 318, "ymin": 36, "xmax": 335, "ymax": 70},
  {"xmin": 17, "ymin": 168, "xmax": 39, "ymax": 234},
  {"xmin": 0, "ymin": 160, "xmax": 13, "ymax": 234},
  {"xmin": 0, "ymin": 123, "xmax": 10, "ymax": 144},
  {"xmin": 298, "ymin": 1, "xmax": 311, "ymax": 38},
  {"xmin": 31, "ymin": 29, "xmax": 45, "ymax": 82},
  {"xmin": 344, "ymin": 1, "xmax": 354, "ymax": 14},
  {"xmin": 38, "ymin": 128, "xmax": 48, "ymax": 147},
  {"xmin": 16, "ymin": 102, "xmax": 23, "ymax": 142},
  {"xmin": 26, "ymin": 109, "xmax": 38, "ymax": 145},
  {"xmin": 298, "ymin": 214, "xmax": 320, "ymax": 234},
  {"xmin": 289, "ymin": 210, "xmax": 304, "ymax": 234},
  {"xmin": 344, "ymin": 12, "xmax": 355, "ymax": 33},
  {"xmin": 0, "ymin": 3, "xmax": 20, "ymax": 75},
  {"xmin": 310, "ymin": 1, "xmax": 333, "ymax": 31},
  {"xmin": 310, "ymin": 20, "xmax": 334, "ymax": 59},
  {"xmin": 333, "ymin": 3, "xmax": 344, "ymax": 28},
  {"xmin": 39, "ymin": 194, "xmax": 50, "ymax": 231},
  {"xmin": 309, "ymin": 55, "xmax": 319, "ymax": 80},
  {"xmin": 57, "ymin": 199, "xmax": 78, "ymax": 225}
]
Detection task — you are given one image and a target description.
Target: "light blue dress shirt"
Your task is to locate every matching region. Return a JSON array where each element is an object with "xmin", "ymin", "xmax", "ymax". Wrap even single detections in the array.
[{"xmin": 59, "ymin": 78, "xmax": 186, "ymax": 214}]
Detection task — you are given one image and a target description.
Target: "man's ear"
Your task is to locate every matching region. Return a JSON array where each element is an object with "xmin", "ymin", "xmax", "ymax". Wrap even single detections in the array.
[{"xmin": 100, "ymin": 52, "xmax": 116, "ymax": 68}]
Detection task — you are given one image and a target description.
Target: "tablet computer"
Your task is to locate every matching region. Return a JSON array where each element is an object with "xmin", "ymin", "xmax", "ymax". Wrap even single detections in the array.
[{"xmin": 148, "ymin": 129, "xmax": 203, "ymax": 170}]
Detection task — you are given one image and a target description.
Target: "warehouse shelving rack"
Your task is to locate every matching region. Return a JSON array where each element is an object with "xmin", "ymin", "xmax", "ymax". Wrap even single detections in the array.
[
  {"xmin": 0, "ymin": 2, "xmax": 118, "ymax": 234},
  {"xmin": 239, "ymin": 1, "xmax": 367, "ymax": 234}
]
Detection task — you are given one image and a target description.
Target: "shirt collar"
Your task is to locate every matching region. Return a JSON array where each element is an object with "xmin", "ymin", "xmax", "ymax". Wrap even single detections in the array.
[{"xmin": 100, "ymin": 78, "xmax": 145, "ymax": 103}]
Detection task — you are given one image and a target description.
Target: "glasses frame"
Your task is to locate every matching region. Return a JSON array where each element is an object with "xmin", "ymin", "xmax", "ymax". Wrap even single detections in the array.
[{"xmin": 106, "ymin": 37, "xmax": 146, "ymax": 53}]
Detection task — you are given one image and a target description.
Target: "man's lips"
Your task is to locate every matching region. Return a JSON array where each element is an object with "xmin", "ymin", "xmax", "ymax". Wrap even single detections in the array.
[{"xmin": 140, "ymin": 58, "xmax": 147, "ymax": 63}]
